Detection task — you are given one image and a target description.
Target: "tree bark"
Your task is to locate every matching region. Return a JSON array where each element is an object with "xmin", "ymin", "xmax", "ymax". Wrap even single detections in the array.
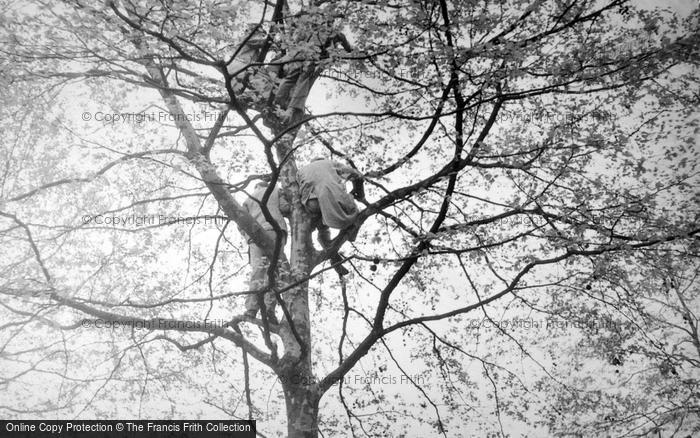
[
  {"xmin": 269, "ymin": 118, "xmax": 321, "ymax": 437},
  {"xmin": 282, "ymin": 379, "xmax": 320, "ymax": 438}
]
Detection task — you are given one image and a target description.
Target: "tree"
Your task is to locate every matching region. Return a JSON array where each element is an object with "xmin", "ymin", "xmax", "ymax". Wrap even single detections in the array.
[{"xmin": 0, "ymin": 0, "xmax": 697, "ymax": 436}]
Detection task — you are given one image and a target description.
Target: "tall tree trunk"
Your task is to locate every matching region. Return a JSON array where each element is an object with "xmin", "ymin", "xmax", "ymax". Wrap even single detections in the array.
[
  {"xmin": 281, "ymin": 372, "xmax": 320, "ymax": 438},
  {"xmin": 271, "ymin": 123, "xmax": 320, "ymax": 437}
]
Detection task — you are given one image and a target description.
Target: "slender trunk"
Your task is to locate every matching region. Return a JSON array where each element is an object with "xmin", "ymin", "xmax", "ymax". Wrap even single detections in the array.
[
  {"xmin": 281, "ymin": 375, "xmax": 320, "ymax": 438},
  {"xmin": 277, "ymin": 204, "xmax": 320, "ymax": 438},
  {"xmin": 271, "ymin": 122, "xmax": 320, "ymax": 437},
  {"xmin": 278, "ymin": 196, "xmax": 320, "ymax": 438}
]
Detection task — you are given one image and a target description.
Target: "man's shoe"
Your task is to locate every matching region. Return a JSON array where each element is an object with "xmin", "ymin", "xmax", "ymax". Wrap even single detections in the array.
[
  {"xmin": 330, "ymin": 253, "xmax": 350, "ymax": 276},
  {"xmin": 345, "ymin": 223, "xmax": 360, "ymax": 242},
  {"xmin": 335, "ymin": 265, "xmax": 350, "ymax": 276}
]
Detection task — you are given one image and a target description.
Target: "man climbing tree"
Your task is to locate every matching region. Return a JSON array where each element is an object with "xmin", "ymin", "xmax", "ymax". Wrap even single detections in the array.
[
  {"xmin": 240, "ymin": 180, "xmax": 290, "ymax": 323},
  {"xmin": 226, "ymin": 35, "xmax": 276, "ymax": 111},
  {"xmin": 225, "ymin": 7, "xmax": 353, "ymax": 125},
  {"xmin": 271, "ymin": 11, "xmax": 353, "ymax": 123},
  {"xmin": 297, "ymin": 157, "xmax": 365, "ymax": 276}
]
